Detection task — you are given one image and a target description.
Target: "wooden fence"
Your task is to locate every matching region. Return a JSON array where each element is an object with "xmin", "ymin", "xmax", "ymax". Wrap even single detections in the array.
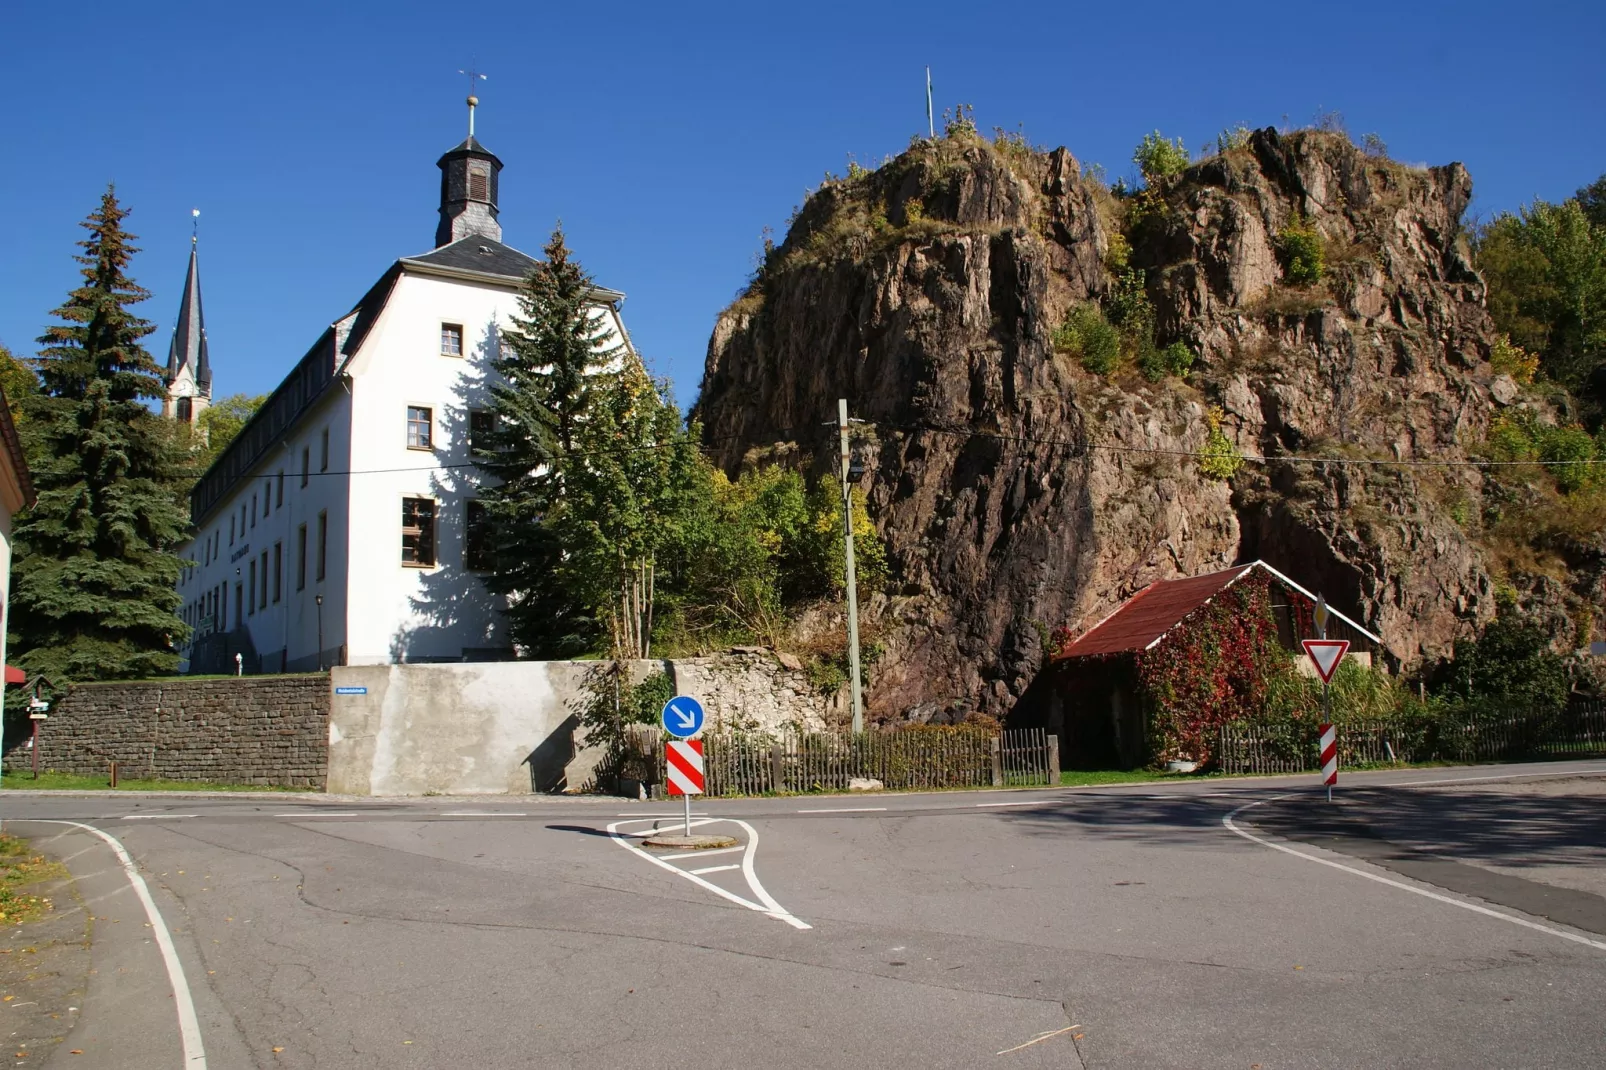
[
  {"xmin": 619, "ymin": 725, "xmax": 1059, "ymax": 798},
  {"xmin": 1217, "ymin": 700, "xmax": 1606, "ymax": 775}
]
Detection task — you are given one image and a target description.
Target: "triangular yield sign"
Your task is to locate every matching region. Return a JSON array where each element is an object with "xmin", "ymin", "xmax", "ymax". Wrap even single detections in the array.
[{"xmin": 1302, "ymin": 639, "xmax": 1350, "ymax": 684}]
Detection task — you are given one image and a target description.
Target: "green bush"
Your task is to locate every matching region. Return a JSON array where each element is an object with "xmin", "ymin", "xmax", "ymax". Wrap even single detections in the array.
[
  {"xmin": 1540, "ymin": 424, "xmax": 1602, "ymax": 493},
  {"xmin": 1140, "ymin": 341, "xmax": 1196, "ymax": 381},
  {"xmin": 1133, "ymin": 130, "xmax": 1189, "ymax": 184},
  {"xmin": 1278, "ymin": 220, "xmax": 1326, "ymax": 285},
  {"xmin": 1213, "ymin": 125, "xmax": 1251, "ymax": 155},
  {"xmin": 1054, "ymin": 304, "xmax": 1122, "ymax": 374},
  {"xmin": 1200, "ymin": 407, "xmax": 1244, "ymax": 481}
]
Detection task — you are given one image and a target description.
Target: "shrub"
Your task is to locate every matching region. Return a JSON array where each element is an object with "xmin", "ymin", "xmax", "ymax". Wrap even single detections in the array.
[
  {"xmin": 1133, "ymin": 130, "xmax": 1189, "ymax": 185},
  {"xmin": 1278, "ymin": 220, "xmax": 1326, "ymax": 285},
  {"xmin": 1489, "ymin": 334, "xmax": 1539, "ymax": 383},
  {"xmin": 1140, "ymin": 341, "xmax": 1196, "ymax": 381},
  {"xmin": 1200, "ymin": 407, "xmax": 1244, "ymax": 480},
  {"xmin": 1054, "ymin": 304, "xmax": 1121, "ymax": 375},
  {"xmin": 1539, "ymin": 424, "xmax": 1601, "ymax": 493},
  {"xmin": 1361, "ymin": 132, "xmax": 1389, "ymax": 159},
  {"xmin": 1213, "ymin": 125, "xmax": 1251, "ymax": 155}
]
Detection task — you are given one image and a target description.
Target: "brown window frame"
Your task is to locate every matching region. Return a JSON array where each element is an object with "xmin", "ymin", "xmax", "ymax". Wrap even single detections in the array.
[
  {"xmin": 401, "ymin": 497, "xmax": 437, "ymax": 568},
  {"xmin": 406, "ymin": 406, "xmax": 434, "ymax": 450},
  {"xmin": 441, "ymin": 323, "xmax": 464, "ymax": 357},
  {"xmin": 320, "ymin": 427, "xmax": 330, "ymax": 472}
]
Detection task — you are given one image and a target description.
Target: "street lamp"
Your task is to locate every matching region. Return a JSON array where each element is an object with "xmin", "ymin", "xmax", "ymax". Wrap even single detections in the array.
[{"xmin": 315, "ymin": 594, "xmax": 324, "ymax": 672}]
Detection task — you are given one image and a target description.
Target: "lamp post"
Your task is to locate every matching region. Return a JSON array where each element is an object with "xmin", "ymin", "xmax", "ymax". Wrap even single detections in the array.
[
  {"xmin": 838, "ymin": 398, "xmax": 865, "ymax": 734},
  {"xmin": 315, "ymin": 594, "xmax": 325, "ymax": 672}
]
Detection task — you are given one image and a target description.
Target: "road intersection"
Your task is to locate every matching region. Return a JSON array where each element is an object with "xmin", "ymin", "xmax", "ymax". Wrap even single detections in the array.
[{"xmin": 2, "ymin": 761, "xmax": 1603, "ymax": 1068}]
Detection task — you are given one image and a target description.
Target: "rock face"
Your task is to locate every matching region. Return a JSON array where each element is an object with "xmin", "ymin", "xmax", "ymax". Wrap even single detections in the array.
[{"xmin": 695, "ymin": 127, "xmax": 1570, "ymax": 720}]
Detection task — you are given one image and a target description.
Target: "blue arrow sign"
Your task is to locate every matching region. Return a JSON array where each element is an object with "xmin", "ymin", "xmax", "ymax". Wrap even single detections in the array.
[{"xmin": 660, "ymin": 695, "xmax": 705, "ymax": 738}]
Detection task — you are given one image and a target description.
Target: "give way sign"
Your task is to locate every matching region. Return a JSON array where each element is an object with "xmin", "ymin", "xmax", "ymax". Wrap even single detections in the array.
[
  {"xmin": 1302, "ymin": 639, "xmax": 1350, "ymax": 684},
  {"xmin": 665, "ymin": 740, "xmax": 705, "ymax": 796}
]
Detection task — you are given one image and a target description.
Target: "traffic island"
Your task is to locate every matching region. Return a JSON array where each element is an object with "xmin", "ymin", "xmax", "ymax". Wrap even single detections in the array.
[{"xmin": 643, "ymin": 833, "xmax": 738, "ymax": 850}]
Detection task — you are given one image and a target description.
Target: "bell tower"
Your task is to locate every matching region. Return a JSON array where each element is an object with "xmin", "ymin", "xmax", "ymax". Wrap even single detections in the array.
[
  {"xmin": 163, "ymin": 214, "xmax": 213, "ymax": 425},
  {"xmin": 435, "ymin": 89, "xmax": 503, "ymax": 247}
]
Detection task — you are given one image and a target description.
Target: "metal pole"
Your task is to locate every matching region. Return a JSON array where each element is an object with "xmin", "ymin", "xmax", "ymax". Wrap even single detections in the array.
[
  {"xmin": 31, "ymin": 719, "xmax": 39, "ymax": 780},
  {"xmin": 925, "ymin": 67, "xmax": 934, "ymax": 139},
  {"xmin": 684, "ymin": 788, "xmax": 692, "ymax": 837},
  {"xmin": 839, "ymin": 399, "xmax": 864, "ymax": 734}
]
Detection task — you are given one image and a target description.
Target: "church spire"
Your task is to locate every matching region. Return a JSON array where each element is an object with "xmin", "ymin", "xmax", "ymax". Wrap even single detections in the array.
[{"xmin": 163, "ymin": 211, "xmax": 212, "ymax": 424}]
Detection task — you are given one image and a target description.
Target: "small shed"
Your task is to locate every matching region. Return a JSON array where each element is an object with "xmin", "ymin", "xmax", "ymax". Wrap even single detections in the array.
[{"xmin": 1041, "ymin": 561, "xmax": 1381, "ymax": 769}]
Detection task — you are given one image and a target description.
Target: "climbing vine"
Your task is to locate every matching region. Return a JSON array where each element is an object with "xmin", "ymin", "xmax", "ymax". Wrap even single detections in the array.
[{"xmin": 1134, "ymin": 575, "xmax": 1289, "ymax": 765}]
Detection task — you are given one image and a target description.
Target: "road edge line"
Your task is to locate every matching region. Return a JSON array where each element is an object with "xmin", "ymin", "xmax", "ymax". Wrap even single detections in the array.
[
  {"xmin": 33, "ymin": 819, "xmax": 209, "ymax": 1066},
  {"xmin": 1221, "ymin": 795, "xmax": 1606, "ymax": 954}
]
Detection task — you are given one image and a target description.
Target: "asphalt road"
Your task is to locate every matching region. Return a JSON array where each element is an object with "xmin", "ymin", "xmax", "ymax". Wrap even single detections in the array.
[{"xmin": 3, "ymin": 760, "xmax": 1604, "ymax": 1069}]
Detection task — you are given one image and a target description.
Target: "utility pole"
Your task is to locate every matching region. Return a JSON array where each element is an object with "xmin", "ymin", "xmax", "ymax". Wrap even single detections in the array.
[
  {"xmin": 838, "ymin": 399, "xmax": 864, "ymax": 733},
  {"xmin": 925, "ymin": 67, "xmax": 935, "ymax": 139}
]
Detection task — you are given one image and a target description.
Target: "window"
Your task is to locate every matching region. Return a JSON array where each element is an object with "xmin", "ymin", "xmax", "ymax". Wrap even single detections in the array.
[
  {"xmin": 263, "ymin": 478, "xmax": 272, "ymax": 518},
  {"xmin": 204, "ymin": 539, "xmax": 210, "ymax": 567},
  {"xmin": 316, "ymin": 511, "xmax": 327, "ymax": 581},
  {"xmin": 468, "ymin": 167, "xmax": 488, "ymax": 202},
  {"xmin": 498, "ymin": 336, "xmax": 514, "ymax": 361},
  {"xmin": 273, "ymin": 542, "xmax": 282, "ymax": 603},
  {"xmin": 222, "ymin": 584, "xmax": 228, "ymax": 627},
  {"xmin": 251, "ymin": 494, "xmax": 257, "ymax": 528},
  {"xmin": 234, "ymin": 583, "xmax": 243, "ymax": 628},
  {"xmin": 276, "ymin": 471, "xmax": 284, "ymax": 507},
  {"xmin": 241, "ymin": 504, "xmax": 247, "ymax": 534},
  {"xmin": 301, "ymin": 447, "xmax": 309, "ymax": 487},
  {"xmin": 401, "ymin": 498, "xmax": 436, "ymax": 567},
  {"xmin": 469, "ymin": 410, "xmax": 496, "ymax": 454},
  {"xmin": 406, "ymin": 406, "xmax": 433, "ymax": 450},
  {"xmin": 441, "ymin": 323, "xmax": 463, "ymax": 357},
  {"xmin": 465, "ymin": 500, "xmax": 492, "ymax": 571},
  {"xmin": 296, "ymin": 524, "xmax": 307, "ymax": 590},
  {"xmin": 320, "ymin": 428, "xmax": 329, "ymax": 472},
  {"xmin": 260, "ymin": 550, "xmax": 269, "ymax": 608},
  {"xmin": 248, "ymin": 560, "xmax": 257, "ymax": 615}
]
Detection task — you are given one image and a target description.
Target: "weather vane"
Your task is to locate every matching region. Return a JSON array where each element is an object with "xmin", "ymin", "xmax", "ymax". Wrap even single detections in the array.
[
  {"xmin": 191, "ymin": 207, "xmax": 200, "ymax": 244},
  {"xmin": 459, "ymin": 64, "xmax": 487, "ymax": 138}
]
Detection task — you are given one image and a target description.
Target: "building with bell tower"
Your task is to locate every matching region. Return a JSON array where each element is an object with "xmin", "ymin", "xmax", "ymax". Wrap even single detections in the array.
[{"xmin": 162, "ymin": 225, "xmax": 213, "ymax": 425}]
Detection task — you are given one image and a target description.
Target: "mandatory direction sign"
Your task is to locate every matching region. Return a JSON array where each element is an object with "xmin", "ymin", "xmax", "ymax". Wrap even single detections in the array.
[
  {"xmin": 666, "ymin": 739, "xmax": 705, "ymax": 796},
  {"xmin": 1302, "ymin": 639, "xmax": 1350, "ymax": 684},
  {"xmin": 660, "ymin": 695, "xmax": 705, "ymax": 738}
]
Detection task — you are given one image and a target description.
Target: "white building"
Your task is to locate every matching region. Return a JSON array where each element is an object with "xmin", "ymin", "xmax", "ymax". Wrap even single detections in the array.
[
  {"xmin": 0, "ymin": 389, "xmax": 36, "ymax": 695},
  {"xmin": 176, "ymin": 110, "xmax": 631, "ymax": 673}
]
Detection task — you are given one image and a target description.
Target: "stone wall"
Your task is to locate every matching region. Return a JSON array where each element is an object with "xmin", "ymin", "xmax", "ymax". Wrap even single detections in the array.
[
  {"xmin": 670, "ymin": 650, "xmax": 841, "ymax": 733},
  {"xmin": 8, "ymin": 675, "xmax": 329, "ymax": 788}
]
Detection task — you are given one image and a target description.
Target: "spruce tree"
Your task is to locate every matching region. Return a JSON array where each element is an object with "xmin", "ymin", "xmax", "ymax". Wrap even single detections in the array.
[
  {"xmin": 477, "ymin": 227, "xmax": 623, "ymax": 657},
  {"xmin": 11, "ymin": 187, "xmax": 192, "ymax": 681}
]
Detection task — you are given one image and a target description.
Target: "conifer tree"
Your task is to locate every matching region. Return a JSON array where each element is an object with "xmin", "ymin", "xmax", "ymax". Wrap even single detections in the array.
[
  {"xmin": 477, "ymin": 227, "xmax": 623, "ymax": 656},
  {"xmin": 10, "ymin": 187, "xmax": 191, "ymax": 680}
]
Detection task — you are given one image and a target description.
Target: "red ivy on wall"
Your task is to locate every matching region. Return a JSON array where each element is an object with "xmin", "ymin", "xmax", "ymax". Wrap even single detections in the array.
[{"xmin": 1134, "ymin": 575, "xmax": 1285, "ymax": 765}]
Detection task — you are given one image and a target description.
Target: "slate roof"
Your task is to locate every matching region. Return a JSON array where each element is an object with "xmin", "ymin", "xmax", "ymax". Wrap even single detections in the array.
[
  {"xmin": 1055, "ymin": 560, "xmax": 1380, "ymax": 660},
  {"xmin": 401, "ymin": 236, "xmax": 540, "ymax": 280},
  {"xmin": 165, "ymin": 244, "xmax": 211, "ymax": 389},
  {"xmin": 440, "ymin": 136, "xmax": 500, "ymax": 160}
]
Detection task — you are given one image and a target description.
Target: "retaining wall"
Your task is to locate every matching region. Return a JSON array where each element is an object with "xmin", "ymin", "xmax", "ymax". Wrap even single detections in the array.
[{"xmin": 9, "ymin": 674, "xmax": 329, "ymax": 788}]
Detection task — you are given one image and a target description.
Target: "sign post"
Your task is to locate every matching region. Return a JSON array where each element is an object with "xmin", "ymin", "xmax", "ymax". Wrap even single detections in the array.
[
  {"xmin": 661, "ymin": 695, "xmax": 706, "ymax": 834},
  {"xmin": 1303, "ymin": 595, "xmax": 1349, "ymax": 802}
]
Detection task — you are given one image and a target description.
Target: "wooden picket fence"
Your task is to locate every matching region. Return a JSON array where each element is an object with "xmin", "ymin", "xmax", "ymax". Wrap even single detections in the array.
[
  {"xmin": 1217, "ymin": 700, "xmax": 1606, "ymax": 775},
  {"xmin": 621, "ymin": 725, "xmax": 1058, "ymax": 797}
]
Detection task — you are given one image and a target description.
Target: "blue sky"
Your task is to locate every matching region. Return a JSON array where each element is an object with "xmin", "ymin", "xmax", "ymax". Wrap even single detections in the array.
[{"xmin": 2, "ymin": 1, "xmax": 1602, "ymax": 409}]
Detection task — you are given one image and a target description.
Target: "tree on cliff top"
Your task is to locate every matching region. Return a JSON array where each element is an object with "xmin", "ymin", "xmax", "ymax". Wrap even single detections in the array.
[{"xmin": 10, "ymin": 187, "xmax": 191, "ymax": 681}]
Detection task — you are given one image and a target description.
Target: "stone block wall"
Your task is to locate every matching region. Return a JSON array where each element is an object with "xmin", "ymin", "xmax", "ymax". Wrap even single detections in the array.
[
  {"xmin": 669, "ymin": 650, "xmax": 841, "ymax": 734},
  {"xmin": 8, "ymin": 675, "xmax": 330, "ymax": 788}
]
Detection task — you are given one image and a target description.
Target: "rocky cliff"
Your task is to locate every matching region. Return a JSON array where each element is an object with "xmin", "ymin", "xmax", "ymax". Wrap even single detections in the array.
[{"xmin": 695, "ymin": 126, "xmax": 1595, "ymax": 720}]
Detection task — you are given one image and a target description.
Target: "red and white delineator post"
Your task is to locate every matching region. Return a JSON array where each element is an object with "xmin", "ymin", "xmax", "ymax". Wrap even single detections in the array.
[
  {"xmin": 1303, "ymin": 594, "xmax": 1349, "ymax": 803},
  {"xmin": 665, "ymin": 739, "xmax": 705, "ymax": 834},
  {"xmin": 1318, "ymin": 722, "xmax": 1338, "ymax": 802}
]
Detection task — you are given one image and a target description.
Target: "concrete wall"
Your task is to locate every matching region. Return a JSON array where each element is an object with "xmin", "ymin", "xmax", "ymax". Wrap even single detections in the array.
[
  {"xmin": 327, "ymin": 661, "xmax": 620, "ymax": 795},
  {"xmin": 8, "ymin": 675, "xmax": 329, "ymax": 787}
]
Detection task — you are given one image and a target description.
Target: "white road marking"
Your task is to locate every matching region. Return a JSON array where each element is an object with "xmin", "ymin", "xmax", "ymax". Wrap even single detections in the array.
[
  {"xmin": 614, "ymin": 812, "xmax": 710, "ymax": 818},
  {"xmin": 274, "ymin": 812, "xmax": 360, "ymax": 818},
  {"xmin": 33, "ymin": 820, "xmax": 207, "ymax": 1066},
  {"xmin": 441, "ymin": 811, "xmax": 527, "ymax": 817},
  {"xmin": 121, "ymin": 814, "xmax": 199, "ymax": 820},
  {"xmin": 974, "ymin": 800, "xmax": 1041, "ymax": 808},
  {"xmin": 1382, "ymin": 767, "xmax": 1606, "ymax": 789},
  {"xmin": 1223, "ymin": 795, "xmax": 1606, "ymax": 953},
  {"xmin": 689, "ymin": 863, "xmax": 741, "ymax": 875},
  {"xmin": 607, "ymin": 817, "xmax": 810, "ymax": 930},
  {"xmin": 797, "ymin": 806, "xmax": 886, "ymax": 813}
]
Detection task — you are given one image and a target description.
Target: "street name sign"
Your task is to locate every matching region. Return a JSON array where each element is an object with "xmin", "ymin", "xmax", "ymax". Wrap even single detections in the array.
[
  {"xmin": 661, "ymin": 695, "xmax": 705, "ymax": 738},
  {"xmin": 334, "ymin": 686, "xmax": 368, "ymax": 695},
  {"xmin": 666, "ymin": 740, "xmax": 705, "ymax": 796},
  {"xmin": 1302, "ymin": 639, "xmax": 1350, "ymax": 684}
]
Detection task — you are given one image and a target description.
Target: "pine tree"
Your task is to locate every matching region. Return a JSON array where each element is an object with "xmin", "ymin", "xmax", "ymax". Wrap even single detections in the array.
[
  {"xmin": 477, "ymin": 227, "xmax": 624, "ymax": 656},
  {"xmin": 10, "ymin": 187, "xmax": 192, "ymax": 681}
]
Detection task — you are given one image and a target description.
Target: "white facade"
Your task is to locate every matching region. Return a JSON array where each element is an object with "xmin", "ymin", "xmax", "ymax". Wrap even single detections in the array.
[{"xmin": 176, "ymin": 131, "xmax": 631, "ymax": 673}]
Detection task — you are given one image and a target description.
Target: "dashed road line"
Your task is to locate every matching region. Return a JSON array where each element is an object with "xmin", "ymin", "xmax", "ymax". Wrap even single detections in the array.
[
  {"xmin": 441, "ymin": 811, "xmax": 528, "ymax": 817},
  {"xmin": 121, "ymin": 814, "xmax": 199, "ymax": 820},
  {"xmin": 274, "ymin": 812, "xmax": 360, "ymax": 818},
  {"xmin": 797, "ymin": 806, "xmax": 886, "ymax": 813}
]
